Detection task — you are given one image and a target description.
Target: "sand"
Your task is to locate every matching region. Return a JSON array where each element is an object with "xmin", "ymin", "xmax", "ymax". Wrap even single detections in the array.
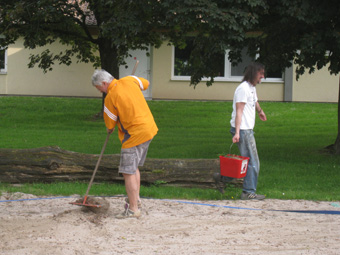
[{"xmin": 1, "ymin": 192, "xmax": 340, "ymax": 255}]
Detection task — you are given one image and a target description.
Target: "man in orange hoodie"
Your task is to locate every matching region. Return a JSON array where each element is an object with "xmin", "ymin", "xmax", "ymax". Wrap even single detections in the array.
[{"xmin": 92, "ymin": 69, "xmax": 158, "ymax": 218}]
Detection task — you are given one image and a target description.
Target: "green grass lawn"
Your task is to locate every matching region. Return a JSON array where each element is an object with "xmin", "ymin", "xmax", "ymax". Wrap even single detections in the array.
[{"xmin": 0, "ymin": 96, "xmax": 339, "ymax": 201}]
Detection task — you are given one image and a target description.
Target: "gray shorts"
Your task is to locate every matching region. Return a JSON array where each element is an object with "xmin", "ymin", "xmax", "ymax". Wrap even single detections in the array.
[{"xmin": 119, "ymin": 139, "xmax": 152, "ymax": 175}]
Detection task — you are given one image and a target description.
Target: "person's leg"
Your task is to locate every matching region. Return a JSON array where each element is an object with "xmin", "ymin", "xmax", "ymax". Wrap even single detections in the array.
[
  {"xmin": 230, "ymin": 128, "xmax": 260, "ymax": 193},
  {"xmin": 119, "ymin": 146, "xmax": 140, "ymax": 214},
  {"xmin": 119, "ymin": 139, "xmax": 152, "ymax": 215},
  {"xmin": 135, "ymin": 168, "xmax": 141, "ymax": 201},
  {"xmin": 123, "ymin": 172, "xmax": 139, "ymax": 212},
  {"xmin": 238, "ymin": 130, "xmax": 260, "ymax": 194},
  {"xmin": 124, "ymin": 168, "xmax": 141, "ymax": 209},
  {"xmin": 134, "ymin": 139, "xmax": 152, "ymax": 202}
]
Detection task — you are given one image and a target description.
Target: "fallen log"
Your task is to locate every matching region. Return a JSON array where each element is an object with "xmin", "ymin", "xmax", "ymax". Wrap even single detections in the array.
[{"xmin": 0, "ymin": 146, "xmax": 242, "ymax": 188}]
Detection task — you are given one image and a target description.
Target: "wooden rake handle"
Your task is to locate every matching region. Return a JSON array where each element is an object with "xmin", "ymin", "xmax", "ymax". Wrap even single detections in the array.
[
  {"xmin": 131, "ymin": 60, "xmax": 139, "ymax": 75},
  {"xmin": 83, "ymin": 133, "xmax": 111, "ymax": 200}
]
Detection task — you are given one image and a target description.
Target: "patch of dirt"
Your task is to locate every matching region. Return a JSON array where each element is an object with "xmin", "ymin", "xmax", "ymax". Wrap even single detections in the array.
[{"xmin": 1, "ymin": 192, "xmax": 340, "ymax": 254}]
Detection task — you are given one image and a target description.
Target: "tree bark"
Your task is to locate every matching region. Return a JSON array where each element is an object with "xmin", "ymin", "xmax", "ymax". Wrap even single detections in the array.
[
  {"xmin": 97, "ymin": 39, "xmax": 120, "ymax": 115},
  {"xmin": 0, "ymin": 147, "xmax": 242, "ymax": 188},
  {"xmin": 98, "ymin": 39, "xmax": 120, "ymax": 78},
  {"xmin": 324, "ymin": 77, "xmax": 340, "ymax": 154},
  {"xmin": 335, "ymin": 76, "xmax": 340, "ymax": 154}
]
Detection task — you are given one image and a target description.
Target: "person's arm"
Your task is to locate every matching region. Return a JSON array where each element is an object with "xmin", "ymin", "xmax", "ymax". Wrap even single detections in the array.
[
  {"xmin": 103, "ymin": 97, "xmax": 118, "ymax": 133},
  {"xmin": 129, "ymin": 76, "xmax": 150, "ymax": 91},
  {"xmin": 107, "ymin": 128, "xmax": 115, "ymax": 134},
  {"xmin": 232, "ymin": 102, "xmax": 245, "ymax": 143},
  {"xmin": 255, "ymin": 102, "xmax": 267, "ymax": 121}
]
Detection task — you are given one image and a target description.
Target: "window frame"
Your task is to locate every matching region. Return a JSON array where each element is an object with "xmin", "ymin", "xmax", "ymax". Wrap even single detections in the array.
[
  {"xmin": 171, "ymin": 46, "xmax": 283, "ymax": 83},
  {"xmin": 0, "ymin": 47, "xmax": 7, "ymax": 74}
]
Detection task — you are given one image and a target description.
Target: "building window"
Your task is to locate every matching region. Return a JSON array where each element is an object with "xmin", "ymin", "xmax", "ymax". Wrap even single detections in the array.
[
  {"xmin": 230, "ymin": 48, "xmax": 254, "ymax": 77},
  {"xmin": 172, "ymin": 43, "xmax": 283, "ymax": 82},
  {"xmin": 0, "ymin": 48, "xmax": 7, "ymax": 73},
  {"xmin": 174, "ymin": 39, "xmax": 225, "ymax": 77}
]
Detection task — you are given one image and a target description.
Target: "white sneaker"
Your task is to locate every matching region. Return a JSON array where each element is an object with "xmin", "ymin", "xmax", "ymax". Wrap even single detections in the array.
[
  {"xmin": 116, "ymin": 206, "xmax": 141, "ymax": 219},
  {"xmin": 240, "ymin": 192, "xmax": 265, "ymax": 200}
]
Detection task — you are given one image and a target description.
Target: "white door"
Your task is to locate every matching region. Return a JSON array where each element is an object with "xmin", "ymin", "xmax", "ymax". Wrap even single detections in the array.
[{"xmin": 119, "ymin": 47, "xmax": 152, "ymax": 99}]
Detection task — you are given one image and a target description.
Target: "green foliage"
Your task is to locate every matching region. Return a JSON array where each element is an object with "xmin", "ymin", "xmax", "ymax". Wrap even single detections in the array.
[
  {"xmin": 0, "ymin": 0, "xmax": 267, "ymax": 82},
  {"xmin": 1, "ymin": 0, "xmax": 340, "ymax": 82},
  {"xmin": 0, "ymin": 0, "xmax": 165, "ymax": 76},
  {"xmin": 254, "ymin": 0, "xmax": 340, "ymax": 77},
  {"xmin": 163, "ymin": 0, "xmax": 266, "ymax": 86}
]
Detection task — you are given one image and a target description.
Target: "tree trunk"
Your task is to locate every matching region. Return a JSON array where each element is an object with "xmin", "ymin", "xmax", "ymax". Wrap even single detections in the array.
[
  {"xmin": 98, "ymin": 39, "xmax": 120, "ymax": 78},
  {"xmin": 97, "ymin": 39, "xmax": 120, "ymax": 115},
  {"xmin": 335, "ymin": 76, "xmax": 340, "ymax": 154},
  {"xmin": 324, "ymin": 77, "xmax": 340, "ymax": 154},
  {"xmin": 0, "ymin": 147, "xmax": 242, "ymax": 188}
]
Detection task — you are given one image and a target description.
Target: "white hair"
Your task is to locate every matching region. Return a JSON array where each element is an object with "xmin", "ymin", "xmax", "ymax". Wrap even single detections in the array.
[{"xmin": 91, "ymin": 69, "xmax": 114, "ymax": 86}]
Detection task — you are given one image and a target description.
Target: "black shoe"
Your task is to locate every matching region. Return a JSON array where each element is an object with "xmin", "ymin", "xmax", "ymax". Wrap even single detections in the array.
[{"xmin": 213, "ymin": 172, "xmax": 226, "ymax": 194}]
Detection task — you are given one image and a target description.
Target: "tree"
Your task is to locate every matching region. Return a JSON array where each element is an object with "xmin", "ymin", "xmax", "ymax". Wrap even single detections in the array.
[
  {"xmin": 0, "ymin": 0, "xmax": 165, "ymax": 77},
  {"xmin": 159, "ymin": 0, "xmax": 266, "ymax": 86},
  {"xmin": 247, "ymin": 0, "xmax": 340, "ymax": 154},
  {"xmin": 0, "ymin": 0, "xmax": 265, "ymax": 79}
]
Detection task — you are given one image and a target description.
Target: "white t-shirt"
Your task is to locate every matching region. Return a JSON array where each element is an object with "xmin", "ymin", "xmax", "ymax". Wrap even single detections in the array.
[{"xmin": 230, "ymin": 81, "xmax": 258, "ymax": 130}]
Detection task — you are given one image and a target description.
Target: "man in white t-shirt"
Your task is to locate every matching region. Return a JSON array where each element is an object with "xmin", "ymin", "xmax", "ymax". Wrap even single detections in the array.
[{"xmin": 214, "ymin": 62, "xmax": 267, "ymax": 199}]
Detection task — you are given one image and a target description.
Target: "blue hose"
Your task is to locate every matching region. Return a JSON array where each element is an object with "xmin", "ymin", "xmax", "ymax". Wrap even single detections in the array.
[{"xmin": 161, "ymin": 199, "xmax": 340, "ymax": 215}]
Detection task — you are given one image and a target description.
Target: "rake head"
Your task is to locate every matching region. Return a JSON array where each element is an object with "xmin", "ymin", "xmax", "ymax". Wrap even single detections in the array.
[{"xmin": 70, "ymin": 196, "xmax": 102, "ymax": 208}]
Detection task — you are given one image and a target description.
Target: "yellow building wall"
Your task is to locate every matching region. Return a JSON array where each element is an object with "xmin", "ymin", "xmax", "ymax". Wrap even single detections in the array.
[
  {"xmin": 151, "ymin": 43, "xmax": 284, "ymax": 101},
  {"xmin": 1, "ymin": 38, "xmax": 99, "ymax": 97},
  {"xmin": 1, "ymin": 38, "xmax": 338, "ymax": 103},
  {"xmin": 0, "ymin": 73, "xmax": 7, "ymax": 94},
  {"xmin": 292, "ymin": 67, "xmax": 339, "ymax": 103}
]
